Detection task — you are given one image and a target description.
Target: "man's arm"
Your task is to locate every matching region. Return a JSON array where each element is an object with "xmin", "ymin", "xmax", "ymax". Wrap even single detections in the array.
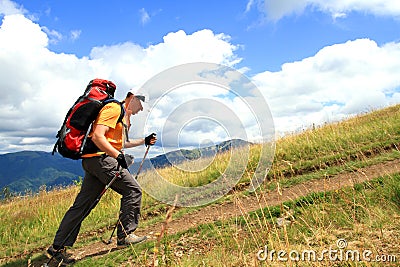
[
  {"xmin": 124, "ymin": 138, "xmax": 145, "ymax": 148},
  {"xmin": 91, "ymin": 124, "xmax": 120, "ymax": 158},
  {"xmin": 125, "ymin": 133, "xmax": 157, "ymax": 148}
]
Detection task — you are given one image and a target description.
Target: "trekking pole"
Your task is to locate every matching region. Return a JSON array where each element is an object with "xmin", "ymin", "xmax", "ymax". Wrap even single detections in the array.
[
  {"xmin": 139, "ymin": 145, "xmax": 151, "ymax": 175},
  {"xmin": 102, "ymin": 145, "xmax": 150, "ymax": 245},
  {"xmin": 46, "ymin": 164, "xmax": 122, "ymax": 266}
]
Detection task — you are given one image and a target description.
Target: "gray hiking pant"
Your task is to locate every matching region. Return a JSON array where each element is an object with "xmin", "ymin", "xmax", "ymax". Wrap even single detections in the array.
[{"xmin": 53, "ymin": 155, "xmax": 142, "ymax": 247}]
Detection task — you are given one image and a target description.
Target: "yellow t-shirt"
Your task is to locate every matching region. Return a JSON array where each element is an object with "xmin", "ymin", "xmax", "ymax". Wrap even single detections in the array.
[{"xmin": 82, "ymin": 102, "xmax": 124, "ymax": 158}]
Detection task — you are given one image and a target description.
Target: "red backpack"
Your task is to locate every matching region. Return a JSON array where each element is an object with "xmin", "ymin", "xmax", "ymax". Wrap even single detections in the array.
[{"xmin": 52, "ymin": 79, "xmax": 124, "ymax": 160}]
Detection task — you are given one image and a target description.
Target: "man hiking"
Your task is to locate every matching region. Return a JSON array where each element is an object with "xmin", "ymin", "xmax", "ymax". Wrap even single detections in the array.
[{"xmin": 47, "ymin": 82, "xmax": 157, "ymax": 265}]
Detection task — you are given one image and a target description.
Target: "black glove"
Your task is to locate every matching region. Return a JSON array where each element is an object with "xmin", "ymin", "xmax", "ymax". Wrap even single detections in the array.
[
  {"xmin": 145, "ymin": 133, "xmax": 157, "ymax": 146},
  {"xmin": 116, "ymin": 153, "xmax": 128, "ymax": 169}
]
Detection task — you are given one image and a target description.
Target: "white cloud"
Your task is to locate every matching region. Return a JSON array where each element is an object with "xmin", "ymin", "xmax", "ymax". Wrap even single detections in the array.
[
  {"xmin": 147, "ymin": 30, "xmax": 241, "ymax": 68},
  {"xmin": 70, "ymin": 30, "xmax": 81, "ymax": 41},
  {"xmin": 0, "ymin": 12, "xmax": 241, "ymax": 155},
  {"xmin": 264, "ymin": 0, "xmax": 308, "ymax": 21},
  {"xmin": 0, "ymin": 0, "xmax": 25, "ymax": 16},
  {"xmin": 245, "ymin": 0, "xmax": 256, "ymax": 13},
  {"xmin": 41, "ymin": 26, "xmax": 63, "ymax": 44},
  {"xmin": 144, "ymin": 83, "xmax": 259, "ymax": 149},
  {"xmin": 2, "ymin": 1, "xmax": 400, "ymax": 158},
  {"xmin": 253, "ymin": 38, "xmax": 400, "ymax": 133},
  {"xmin": 312, "ymin": 0, "xmax": 400, "ymax": 17},
  {"xmin": 87, "ymin": 29, "xmax": 241, "ymax": 94},
  {"xmin": 139, "ymin": 8, "xmax": 150, "ymax": 25},
  {"xmin": 252, "ymin": 0, "xmax": 400, "ymax": 21}
]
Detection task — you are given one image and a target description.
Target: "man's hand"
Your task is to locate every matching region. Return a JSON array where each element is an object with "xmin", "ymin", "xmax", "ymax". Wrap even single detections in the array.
[
  {"xmin": 145, "ymin": 133, "xmax": 157, "ymax": 146},
  {"xmin": 116, "ymin": 153, "xmax": 128, "ymax": 169}
]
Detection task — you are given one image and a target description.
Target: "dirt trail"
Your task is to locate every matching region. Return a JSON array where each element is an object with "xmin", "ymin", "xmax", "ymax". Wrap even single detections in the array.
[
  {"xmin": 71, "ymin": 159, "xmax": 400, "ymax": 262},
  {"xmin": 7, "ymin": 159, "xmax": 400, "ymax": 266}
]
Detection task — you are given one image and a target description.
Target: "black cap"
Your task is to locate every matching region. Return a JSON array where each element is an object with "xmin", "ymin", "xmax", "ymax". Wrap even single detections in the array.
[{"xmin": 135, "ymin": 95, "xmax": 145, "ymax": 102}]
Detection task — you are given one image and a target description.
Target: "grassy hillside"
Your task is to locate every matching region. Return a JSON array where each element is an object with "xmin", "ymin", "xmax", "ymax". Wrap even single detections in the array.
[{"xmin": 1, "ymin": 105, "xmax": 400, "ymax": 266}]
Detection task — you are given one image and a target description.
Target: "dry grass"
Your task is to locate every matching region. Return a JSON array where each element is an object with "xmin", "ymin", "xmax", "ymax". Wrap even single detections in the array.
[{"xmin": 1, "ymin": 104, "xmax": 400, "ymax": 266}]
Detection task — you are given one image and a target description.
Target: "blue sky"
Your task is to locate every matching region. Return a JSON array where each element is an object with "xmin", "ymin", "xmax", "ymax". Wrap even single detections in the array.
[
  {"xmin": 19, "ymin": 1, "xmax": 260, "ymax": 66},
  {"xmin": 1, "ymin": 0, "xmax": 400, "ymax": 158},
  {"xmin": 11, "ymin": 0, "xmax": 400, "ymax": 73}
]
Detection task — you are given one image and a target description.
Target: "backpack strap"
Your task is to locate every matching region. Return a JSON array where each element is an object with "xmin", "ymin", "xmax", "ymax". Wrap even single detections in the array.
[
  {"xmin": 102, "ymin": 98, "xmax": 125, "ymax": 122},
  {"xmin": 102, "ymin": 98, "xmax": 130, "ymax": 143},
  {"xmin": 102, "ymin": 98, "xmax": 127, "ymax": 141},
  {"xmin": 81, "ymin": 99, "xmax": 126, "ymax": 155}
]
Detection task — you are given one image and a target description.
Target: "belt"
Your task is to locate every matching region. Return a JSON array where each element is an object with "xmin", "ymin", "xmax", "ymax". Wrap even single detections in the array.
[{"xmin": 82, "ymin": 153, "xmax": 108, "ymax": 160}]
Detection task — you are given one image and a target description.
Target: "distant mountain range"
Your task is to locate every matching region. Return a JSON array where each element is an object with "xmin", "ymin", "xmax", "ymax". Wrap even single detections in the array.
[
  {"xmin": 0, "ymin": 151, "xmax": 83, "ymax": 196},
  {"xmin": 0, "ymin": 139, "xmax": 250, "ymax": 197}
]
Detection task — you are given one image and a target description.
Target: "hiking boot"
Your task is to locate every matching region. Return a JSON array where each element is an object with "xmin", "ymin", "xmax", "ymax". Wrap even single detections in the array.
[
  {"xmin": 47, "ymin": 245, "xmax": 76, "ymax": 265},
  {"xmin": 117, "ymin": 233, "xmax": 147, "ymax": 247}
]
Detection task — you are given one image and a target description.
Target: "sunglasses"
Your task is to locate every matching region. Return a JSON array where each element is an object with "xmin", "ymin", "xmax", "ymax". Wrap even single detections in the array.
[{"xmin": 135, "ymin": 95, "xmax": 145, "ymax": 102}]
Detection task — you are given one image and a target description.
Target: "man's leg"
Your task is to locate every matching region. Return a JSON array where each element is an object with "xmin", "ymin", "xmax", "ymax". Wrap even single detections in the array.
[
  {"xmin": 114, "ymin": 167, "xmax": 142, "ymax": 239},
  {"xmin": 82, "ymin": 155, "xmax": 142, "ymax": 239},
  {"xmin": 53, "ymin": 164, "xmax": 104, "ymax": 247}
]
